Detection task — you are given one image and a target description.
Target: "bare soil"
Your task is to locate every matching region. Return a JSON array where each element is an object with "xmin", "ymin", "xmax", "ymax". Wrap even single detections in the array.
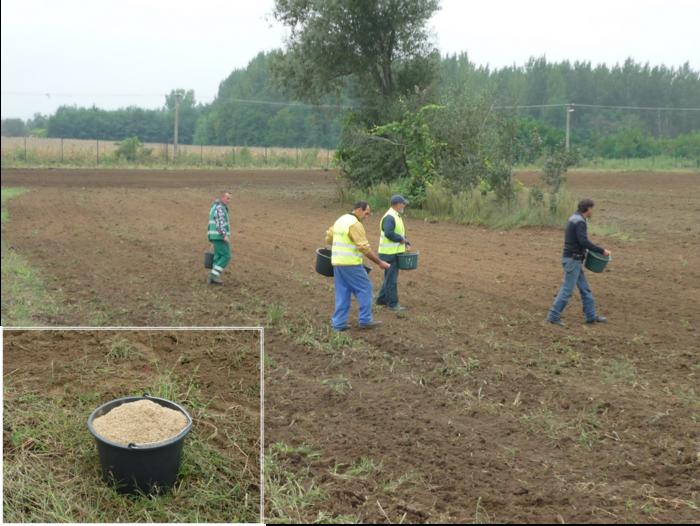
[{"xmin": 2, "ymin": 168, "xmax": 699, "ymax": 523}]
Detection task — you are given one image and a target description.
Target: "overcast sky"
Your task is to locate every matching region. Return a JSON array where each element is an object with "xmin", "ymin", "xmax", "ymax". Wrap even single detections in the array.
[{"xmin": 2, "ymin": 0, "xmax": 699, "ymax": 119}]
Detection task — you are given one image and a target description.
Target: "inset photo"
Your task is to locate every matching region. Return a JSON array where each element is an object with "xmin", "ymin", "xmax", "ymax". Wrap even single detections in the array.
[{"xmin": 2, "ymin": 328, "xmax": 262, "ymax": 524}]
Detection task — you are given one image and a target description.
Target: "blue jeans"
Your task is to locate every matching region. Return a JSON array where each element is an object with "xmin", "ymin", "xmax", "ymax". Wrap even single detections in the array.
[
  {"xmin": 332, "ymin": 265, "xmax": 374, "ymax": 330},
  {"xmin": 548, "ymin": 257, "xmax": 597, "ymax": 322},
  {"xmin": 376, "ymin": 254, "xmax": 400, "ymax": 307}
]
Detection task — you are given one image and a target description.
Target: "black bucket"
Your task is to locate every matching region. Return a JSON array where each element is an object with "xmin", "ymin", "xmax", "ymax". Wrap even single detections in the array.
[
  {"xmin": 204, "ymin": 251, "xmax": 214, "ymax": 269},
  {"xmin": 315, "ymin": 248, "xmax": 371, "ymax": 277},
  {"xmin": 87, "ymin": 394, "xmax": 193, "ymax": 494},
  {"xmin": 315, "ymin": 248, "xmax": 334, "ymax": 277}
]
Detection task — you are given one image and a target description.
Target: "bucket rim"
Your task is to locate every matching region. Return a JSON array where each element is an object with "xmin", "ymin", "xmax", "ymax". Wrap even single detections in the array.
[
  {"xmin": 316, "ymin": 247, "xmax": 331, "ymax": 259},
  {"xmin": 587, "ymin": 251, "xmax": 611, "ymax": 262},
  {"xmin": 87, "ymin": 394, "xmax": 193, "ymax": 450},
  {"xmin": 397, "ymin": 250, "xmax": 420, "ymax": 257}
]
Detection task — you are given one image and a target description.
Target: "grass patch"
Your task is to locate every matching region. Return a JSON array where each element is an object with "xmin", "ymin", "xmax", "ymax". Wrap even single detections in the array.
[
  {"xmin": 516, "ymin": 156, "xmax": 700, "ymax": 172},
  {"xmin": 1, "ymin": 187, "xmax": 65, "ymax": 326},
  {"xmin": 267, "ymin": 304, "xmax": 285, "ymax": 326},
  {"xmin": 436, "ymin": 349, "xmax": 480, "ymax": 378},
  {"xmin": 589, "ymin": 222, "xmax": 634, "ymax": 241},
  {"xmin": 330, "ymin": 457, "xmax": 381, "ymax": 480},
  {"xmin": 106, "ymin": 337, "xmax": 142, "ymax": 361},
  {"xmin": 265, "ymin": 442, "xmax": 327, "ymax": 524},
  {"xmin": 321, "ymin": 376, "xmax": 353, "ymax": 395},
  {"xmin": 604, "ymin": 359, "xmax": 646, "ymax": 386},
  {"xmin": 339, "ymin": 179, "xmax": 577, "ymax": 229},
  {"xmin": 3, "ymin": 369, "xmax": 258, "ymax": 523}
]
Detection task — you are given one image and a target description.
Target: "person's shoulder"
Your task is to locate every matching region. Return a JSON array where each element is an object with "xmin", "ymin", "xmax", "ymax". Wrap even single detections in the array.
[{"xmin": 569, "ymin": 213, "xmax": 584, "ymax": 224}]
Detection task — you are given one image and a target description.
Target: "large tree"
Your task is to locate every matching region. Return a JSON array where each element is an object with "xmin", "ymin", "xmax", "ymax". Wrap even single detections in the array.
[{"xmin": 272, "ymin": 0, "xmax": 441, "ymax": 119}]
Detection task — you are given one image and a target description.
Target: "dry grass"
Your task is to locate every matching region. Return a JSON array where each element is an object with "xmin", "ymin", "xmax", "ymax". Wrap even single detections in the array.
[{"xmin": 1, "ymin": 136, "xmax": 334, "ymax": 168}]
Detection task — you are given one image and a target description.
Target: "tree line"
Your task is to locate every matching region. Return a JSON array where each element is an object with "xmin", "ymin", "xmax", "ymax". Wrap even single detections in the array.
[{"xmin": 2, "ymin": 50, "xmax": 699, "ymax": 160}]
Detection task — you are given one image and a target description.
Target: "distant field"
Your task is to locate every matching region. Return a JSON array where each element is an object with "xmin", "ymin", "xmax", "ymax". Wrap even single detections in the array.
[
  {"xmin": 0, "ymin": 136, "xmax": 334, "ymax": 168},
  {"xmin": 3, "ymin": 135, "xmax": 698, "ymax": 172}
]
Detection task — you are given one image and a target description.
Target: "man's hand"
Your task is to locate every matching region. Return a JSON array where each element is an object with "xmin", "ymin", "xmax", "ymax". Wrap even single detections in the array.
[
  {"xmin": 406, "ymin": 242, "xmax": 412, "ymax": 250},
  {"xmin": 224, "ymin": 235, "xmax": 230, "ymax": 244},
  {"xmin": 603, "ymin": 249, "xmax": 611, "ymax": 257},
  {"xmin": 379, "ymin": 261, "xmax": 391, "ymax": 270}
]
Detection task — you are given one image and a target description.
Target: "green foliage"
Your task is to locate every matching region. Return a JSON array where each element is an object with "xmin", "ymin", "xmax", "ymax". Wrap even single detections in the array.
[
  {"xmin": 336, "ymin": 105, "xmax": 442, "ymax": 204},
  {"xmin": 346, "ymin": 177, "xmax": 576, "ymax": 228},
  {"xmin": 271, "ymin": 0, "xmax": 440, "ymax": 118},
  {"xmin": 114, "ymin": 136, "xmax": 152, "ymax": 162},
  {"xmin": 542, "ymin": 147, "xmax": 579, "ymax": 193},
  {"xmin": 201, "ymin": 52, "xmax": 344, "ymax": 148},
  {"xmin": 1, "ymin": 118, "xmax": 27, "ymax": 137},
  {"xmin": 6, "ymin": 53, "xmax": 699, "ymax": 158},
  {"xmin": 337, "ymin": 95, "xmax": 521, "ymax": 205}
]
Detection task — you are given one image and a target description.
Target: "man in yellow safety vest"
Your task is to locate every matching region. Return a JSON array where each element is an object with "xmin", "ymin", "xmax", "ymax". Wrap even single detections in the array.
[
  {"xmin": 376, "ymin": 195, "xmax": 411, "ymax": 311},
  {"xmin": 325, "ymin": 201, "xmax": 390, "ymax": 331}
]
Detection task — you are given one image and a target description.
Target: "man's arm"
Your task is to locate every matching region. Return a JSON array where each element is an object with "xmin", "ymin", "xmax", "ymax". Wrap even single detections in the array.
[
  {"xmin": 576, "ymin": 221, "xmax": 604, "ymax": 254},
  {"xmin": 349, "ymin": 222, "xmax": 390, "ymax": 268},
  {"xmin": 382, "ymin": 216, "xmax": 404, "ymax": 242},
  {"xmin": 325, "ymin": 226, "xmax": 334, "ymax": 245},
  {"xmin": 214, "ymin": 205, "xmax": 227, "ymax": 236}
]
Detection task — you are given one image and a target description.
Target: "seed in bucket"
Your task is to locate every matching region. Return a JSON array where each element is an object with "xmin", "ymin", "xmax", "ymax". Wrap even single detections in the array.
[{"xmin": 92, "ymin": 399, "xmax": 188, "ymax": 446}]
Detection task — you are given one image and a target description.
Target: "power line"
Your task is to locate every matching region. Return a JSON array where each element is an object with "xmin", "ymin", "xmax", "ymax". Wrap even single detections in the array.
[
  {"xmin": 3, "ymin": 91, "xmax": 698, "ymax": 116},
  {"xmin": 495, "ymin": 103, "xmax": 567, "ymax": 109},
  {"xmin": 0, "ymin": 91, "xmax": 354, "ymax": 110},
  {"xmin": 496, "ymin": 102, "xmax": 700, "ymax": 111},
  {"xmin": 1, "ymin": 91, "xmax": 180, "ymax": 98},
  {"xmin": 572, "ymin": 103, "xmax": 700, "ymax": 112}
]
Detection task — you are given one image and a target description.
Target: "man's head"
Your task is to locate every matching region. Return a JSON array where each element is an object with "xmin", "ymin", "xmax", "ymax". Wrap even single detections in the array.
[
  {"xmin": 577, "ymin": 198, "xmax": 595, "ymax": 218},
  {"xmin": 220, "ymin": 191, "xmax": 232, "ymax": 206},
  {"xmin": 352, "ymin": 201, "xmax": 371, "ymax": 221},
  {"xmin": 390, "ymin": 194, "xmax": 408, "ymax": 213}
]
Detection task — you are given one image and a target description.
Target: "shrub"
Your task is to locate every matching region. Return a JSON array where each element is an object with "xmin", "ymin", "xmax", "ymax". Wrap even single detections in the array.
[{"xmin": 114, "ymin": 137, "xmax": 152, "ymax": 162}]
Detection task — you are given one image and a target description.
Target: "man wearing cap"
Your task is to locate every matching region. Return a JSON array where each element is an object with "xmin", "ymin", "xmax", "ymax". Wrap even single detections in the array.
[
  {"xmin": 547, "ymin": 198, "xmax": 611, "ymax": 326},
  {"xmin": 376, "ymin": 195, "xmax": 412, "ymax": 311},
  {"xmin": 207, "ymin": 191, "xmax": 232, "ymax": 285},
  {"xmin": 325, "ymin": 201, "xmax": 391, "ymax": 331}
]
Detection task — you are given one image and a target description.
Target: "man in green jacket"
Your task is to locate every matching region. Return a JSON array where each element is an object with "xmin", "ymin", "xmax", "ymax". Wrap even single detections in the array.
[{"xmin": 207, "ymin": 191, "xmax": 232, "ymax": 285}]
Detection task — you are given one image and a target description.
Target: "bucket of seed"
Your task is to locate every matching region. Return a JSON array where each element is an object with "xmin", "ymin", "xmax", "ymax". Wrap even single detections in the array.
[{"xmin": 87, "ymin": 394, "xmax": 193, "ymax": 494}]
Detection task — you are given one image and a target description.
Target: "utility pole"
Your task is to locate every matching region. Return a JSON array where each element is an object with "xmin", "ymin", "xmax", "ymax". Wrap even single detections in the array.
[
  {"xmin": 565, "ymin": 104, "xmax": 574, "ymax": 151},
  {"xmin": 173, "ymin": 91, "xmax": 182, "ymax": 160}
]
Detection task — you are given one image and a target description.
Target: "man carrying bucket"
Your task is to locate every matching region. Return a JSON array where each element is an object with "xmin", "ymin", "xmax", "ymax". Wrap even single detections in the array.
[
  {"xmin": 325, "ymin": 201, "xmax": 390, "ymax": 331},
  {"xmin": 376, "ymin": 194, "xmax": 412, "ymax": 311},
  {"xmin": 547, "ymin": 198, "xmax": 611, "ymax": 326},
  {"xmin": 207, "ymin": 191, "xmax": 232, "ymax": 285}
]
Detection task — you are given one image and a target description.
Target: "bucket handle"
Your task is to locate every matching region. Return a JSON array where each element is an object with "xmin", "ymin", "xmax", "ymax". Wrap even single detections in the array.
[{"xmin": 125, "ymin": 393, "xmax": 152, "ymax": 449}]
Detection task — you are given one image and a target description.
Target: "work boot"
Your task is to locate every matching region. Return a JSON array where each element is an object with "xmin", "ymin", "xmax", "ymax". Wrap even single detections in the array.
[
  {"xmin": 586, "ymin": 315, "xmax": 607, "ymax": 324},
  {"xmin": 547, "ymin": 318, "xmax": 566, "ymax": 327},
  {"xmin": 208, "ymin": 273, "xmax": 223, "ymax": 285},
  {"xmin": 388, "ymin": 305, "xmax": 407, "ymax": 312},
  {"xmin": 359, "ymin": 320, "xmax": 383, "ymax": 329}
]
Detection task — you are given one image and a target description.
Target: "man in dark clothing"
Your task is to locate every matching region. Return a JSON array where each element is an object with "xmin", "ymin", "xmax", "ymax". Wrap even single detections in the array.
[
  {"xmin": 376, "ymin": 195, "xmax": 412, "ymax": 311},
  {"xmin": 547, "ymin": 198, "xmax": 611, "ymax": 326}
]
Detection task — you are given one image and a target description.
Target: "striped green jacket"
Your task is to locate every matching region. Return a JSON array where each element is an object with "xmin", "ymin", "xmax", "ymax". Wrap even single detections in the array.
[{"xmin": 208, "ymin": 200, "xmax": 230, "ymax": 241}]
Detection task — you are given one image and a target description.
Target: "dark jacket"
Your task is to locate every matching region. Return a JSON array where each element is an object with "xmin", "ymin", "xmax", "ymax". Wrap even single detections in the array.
[{"xmin": 563, "ymin": 213, "xmax": 604, "ymax": 258}]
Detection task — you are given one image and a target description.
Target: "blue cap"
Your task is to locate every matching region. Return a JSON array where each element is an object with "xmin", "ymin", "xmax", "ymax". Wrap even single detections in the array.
[{"xmin": 390, "ymin": 194, "xmax": 408, "ymax": 205}]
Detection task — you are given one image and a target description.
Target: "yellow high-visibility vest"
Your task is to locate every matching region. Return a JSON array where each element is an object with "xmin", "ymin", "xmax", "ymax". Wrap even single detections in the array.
[
  {"xmin": 378, "ymin": 208, "xmax": 406, "ymax": 255},
  {"xmin": 331, "ymin": 214, "xmax": 363, "ymax": 266}
]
